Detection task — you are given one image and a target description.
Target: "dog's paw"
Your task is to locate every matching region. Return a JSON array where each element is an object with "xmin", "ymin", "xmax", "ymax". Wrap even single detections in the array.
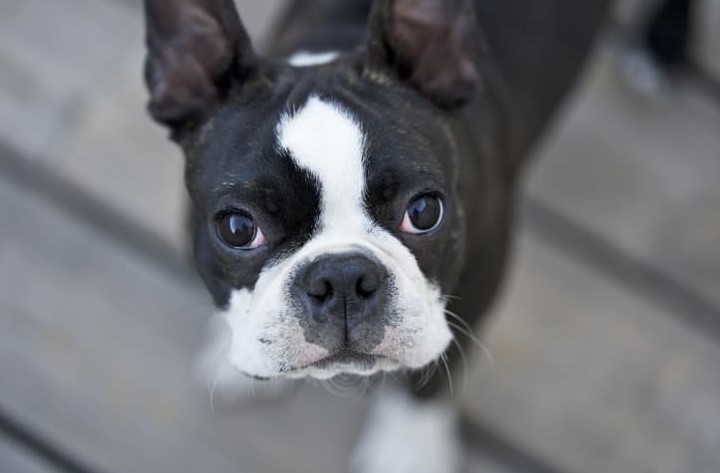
[{"xmin": 351, "ymin": 385, "xmax": 462, "ymax": 473}]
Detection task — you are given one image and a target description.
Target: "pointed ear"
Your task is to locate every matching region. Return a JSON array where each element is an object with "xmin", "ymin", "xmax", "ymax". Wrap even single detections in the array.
[
  {"xmin": 367, "ymin": 0, "xmax": 482, "ymax": 107},
  {"xmin": 144, "ymin": 0, "xmax": 256, "ymax": 130}
]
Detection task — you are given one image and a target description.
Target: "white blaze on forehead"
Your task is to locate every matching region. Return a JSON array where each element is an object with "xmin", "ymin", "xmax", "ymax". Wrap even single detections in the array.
[{"xmin": 278, "ymin": 97, "xmax": 368, "ymax": 234}]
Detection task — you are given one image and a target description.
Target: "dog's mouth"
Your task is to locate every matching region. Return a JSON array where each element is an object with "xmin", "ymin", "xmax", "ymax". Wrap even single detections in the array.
[
  {"xmin": 282, "ymin": 349, "xmax": 394, "ymax": 375},
  {"xmin": 311, "ymin": 350, "xmax": 381, "ymax": 369}
]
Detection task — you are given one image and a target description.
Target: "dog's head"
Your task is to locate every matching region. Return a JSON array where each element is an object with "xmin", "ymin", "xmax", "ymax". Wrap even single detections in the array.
[{"xmin": 144, "ymin": 0, "xmax": 483, "ymax": 379}]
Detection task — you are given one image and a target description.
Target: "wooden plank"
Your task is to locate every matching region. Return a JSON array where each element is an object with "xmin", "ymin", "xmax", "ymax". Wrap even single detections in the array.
[
  {"xmin": 0, "ymin": 0, "xmax": 138, "ymax": 158},
  {"xmin": 0, "ymin": 0, "xmax": 186, "ymax": 251},
  {"xmin": 0, "ymin": 170, "xmax": 369, "ymax": 473},
  {"xmin": 0, "ymin": 0, "xmax": 290, "ymax": 253},
  {"xmin": 0, "ymin": 436, "xmax": 61, "ymax": 473},
  {"xmin": 464, "ymin": 230, "xmax": 720, "ymax": 473},
  {"xmin": 527, "ymin": 48, "xmax": 720, "ymax": 309},
  {"xmin": 49, "ymin": 0, "xmax": 289, "ymax": 252},
  {"xmin": 466, "ymin": 452, "xmax": 525, "ymax": 473}
]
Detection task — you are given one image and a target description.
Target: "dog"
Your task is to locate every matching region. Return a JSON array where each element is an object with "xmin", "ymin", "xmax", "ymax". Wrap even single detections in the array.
[{"xmin": 143, "ymin": 0, "xmax": 610, "ymax": 471}]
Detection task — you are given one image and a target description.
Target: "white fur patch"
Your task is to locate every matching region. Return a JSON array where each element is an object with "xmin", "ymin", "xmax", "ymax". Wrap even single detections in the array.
[
  {"xmin": 288, "ymin": 51, "xmax": 339, "ymax": 67},
  {"xmin": 352, "ymin": 385, "xmax": 462, "ymax": 473},
  {"xmin": 279, "ymin": 97, "xmax": 367, "ymax": 234},
  {"xmin": 195, "ymin": 316, "xmax": 292, "ymax": 404},
  {"xmin": 216, "ymin": 97, "xmax": 452, "ymax": 380}
]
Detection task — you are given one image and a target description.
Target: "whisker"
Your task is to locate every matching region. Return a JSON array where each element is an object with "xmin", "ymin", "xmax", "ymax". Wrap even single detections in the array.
[
  {"xmin": 445, "ymin": 312, "xmax": 496, "ymax": 370},
  {"xmin": 440, "ymin": 353, "xmax": 454, "ymax": 397},
  {"xmin": 446, "ymin": 321, "xmax": 480, "ymax": 347},
  {"xmin": 319, "ymin": 379, "xmax": 335, "ymax": 396},
  {"xmin": 205, "ymin": 332, "xmax": 235, "ymax": 412},
  {"xmin": 209, "ymin": 370, "xmax": 221, "ymax": 413},
  {"xmin": 444, "ymin": 309, "xmax": 474, "ymax": 335},
  {"xmin": 318, "ymin": 375, "xmax": 368, "ymax": 398},
  {"xmin": 417, "ymin": 364, "xmax": 431, "ymax": 389},
  {"xmin": 204, "ymin": 336, "xmax": 231, "ymax": 392},
  {"xmin": 414, "ymin": 360, "xmax": 440, "ymax": 391},
  {"xmin": 441, "ymin": 293, "xmax": 463, "ymax": 302},
  {"xmin": 447, "ymin": 321, "xmax": 496, "ymax": 370},
  {"xmin": 414, "ymin": 366, "xmax": 427, "ymax": 390},
  {"xmin": 449, "ymin": 335, "xmax": 469, "ymax": 394}
]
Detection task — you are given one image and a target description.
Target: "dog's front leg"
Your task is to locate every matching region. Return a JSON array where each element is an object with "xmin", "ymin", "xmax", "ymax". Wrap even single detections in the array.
[{"xmin": 352, "ymin": 383, "xmax": 462, "ymax": 473}]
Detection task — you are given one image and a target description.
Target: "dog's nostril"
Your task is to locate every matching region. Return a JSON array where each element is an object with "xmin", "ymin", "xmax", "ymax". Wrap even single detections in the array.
[
  {"xmin": 356, "ymin": 273, "xmax": 379, "ymax": 299},
  {"xmin": 307, "ymin": 279, "xmax": 333, "ymax": 303}
]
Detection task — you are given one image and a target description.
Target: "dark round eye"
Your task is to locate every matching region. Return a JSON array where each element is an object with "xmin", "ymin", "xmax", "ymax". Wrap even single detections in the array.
[
  {"xmin": 401, "ymin": 194, "xmax": 444, "ymax": 234},
  {"xmin": 216, "ymin": 212, "xmax": 266, "ymax": 249}
]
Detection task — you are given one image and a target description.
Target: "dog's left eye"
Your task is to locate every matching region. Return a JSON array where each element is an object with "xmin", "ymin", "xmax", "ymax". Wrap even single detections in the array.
[
  {"xmin": 400, "ymin": 194, "xmax": 444, "ymax": 234},
  {"xmin": 216, "ymin": 211, "xmax": 266, "ymax": 250}
]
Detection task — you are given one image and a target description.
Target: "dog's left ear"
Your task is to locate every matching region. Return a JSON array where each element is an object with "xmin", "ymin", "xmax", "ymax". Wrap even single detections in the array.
[
  {"xmin": 144, "ymin": 0, "xmax": 257, "ymax": 130},
  {"xmin": 367, "ymin": 0, "xmax": 482, "ymax": 107}
]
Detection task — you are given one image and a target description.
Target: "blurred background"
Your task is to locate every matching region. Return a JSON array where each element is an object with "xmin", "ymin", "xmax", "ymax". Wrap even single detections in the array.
[{"xmin": 1, "ymin": 0, "xmax": 719, "ymax": 472}]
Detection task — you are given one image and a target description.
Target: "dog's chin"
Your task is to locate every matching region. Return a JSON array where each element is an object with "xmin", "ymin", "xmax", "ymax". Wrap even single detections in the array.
[{"xmin": 281, "ymin": 350, "xmax": 402, "ymax": 380}]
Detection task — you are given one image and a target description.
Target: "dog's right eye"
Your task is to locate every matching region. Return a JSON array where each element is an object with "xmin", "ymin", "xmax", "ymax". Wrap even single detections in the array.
[
  {"xmin": 401, "ymin": 194, "xmax": 444, "ymax": 235},
  {"xmin": 216, "ymin": 211, "xmax": 266, "ymax": 250}
]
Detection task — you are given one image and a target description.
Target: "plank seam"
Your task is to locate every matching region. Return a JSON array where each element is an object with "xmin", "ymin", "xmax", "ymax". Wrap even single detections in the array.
[
  {"xmin": 523, "ymin": 197, "xmax": 720, "ymax": 345},
  {"xmin": 0, "ymin": 405, "xmax": 109, "ymax": 473},
  {"xmin": 461, "ymin": 417, "xmax": 574, "ymax": 473},
  {"xmin": 0, "ymin": 141, "xmax": 201, "ymax": 291}
]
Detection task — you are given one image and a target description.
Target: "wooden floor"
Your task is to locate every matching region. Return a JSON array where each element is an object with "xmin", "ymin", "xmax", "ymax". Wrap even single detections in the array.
[{"xmin": 1, "ymin": 1, "xmax": 719, "ymax": 472}]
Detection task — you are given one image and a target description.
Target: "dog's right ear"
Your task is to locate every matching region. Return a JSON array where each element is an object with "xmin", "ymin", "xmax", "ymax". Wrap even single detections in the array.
[{"xmin": 144, "ymin": 0, "xmax": 256, "ymax": 131}]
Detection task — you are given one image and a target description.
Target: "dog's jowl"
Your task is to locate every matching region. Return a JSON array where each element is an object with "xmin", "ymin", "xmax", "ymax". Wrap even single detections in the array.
[{"xmin": 143, "ymin": 0, "xmax": 610, "ymax": 471}]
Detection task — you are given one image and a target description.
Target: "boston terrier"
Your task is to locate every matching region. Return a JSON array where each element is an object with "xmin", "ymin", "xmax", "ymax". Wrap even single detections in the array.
[{"xmin": 143, "ymin": 0, "xmax": 610, "ymax": 471}]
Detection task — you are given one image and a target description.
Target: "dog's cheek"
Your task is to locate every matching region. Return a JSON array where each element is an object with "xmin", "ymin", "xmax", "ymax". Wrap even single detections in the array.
[
  {"xmin": 218, "ymin": 288, "xmax": 287, "ymax": 379},
  {"xmin": 368, "ymin": 233, "xmax": 452, "ymax": 367},
  {"xmin": 381, "ymin": 282, "xmax": 451, "ymax": 368}
]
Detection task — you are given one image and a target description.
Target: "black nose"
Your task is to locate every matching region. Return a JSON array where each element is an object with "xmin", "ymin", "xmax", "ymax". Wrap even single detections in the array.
[
  {"xmin": 294, "ymin": 253, "xmax": 388, "ymax": 349},
  {"xmin": 304, "ymin": 255, "xmax": 380, "ymax": 303}
]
